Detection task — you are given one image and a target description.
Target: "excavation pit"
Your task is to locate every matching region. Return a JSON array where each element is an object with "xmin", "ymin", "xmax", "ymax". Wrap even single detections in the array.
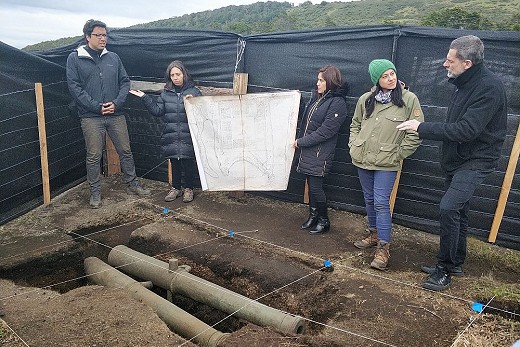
[{"xmin": 1, "ymin": 177, "xmax": 519, "ymax": 346}]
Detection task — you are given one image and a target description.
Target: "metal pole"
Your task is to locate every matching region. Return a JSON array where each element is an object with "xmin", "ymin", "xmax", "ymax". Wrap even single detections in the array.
[
  {"xmin": 84, "ymin": 257, "xmax": 228, "ymax": 347},
  {"xmin": 108, "ymin": 245, "xmax": 306, "ymax": 335}
]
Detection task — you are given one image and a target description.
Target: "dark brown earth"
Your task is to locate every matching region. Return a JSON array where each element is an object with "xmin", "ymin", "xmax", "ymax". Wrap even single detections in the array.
[{"xmin": 0, "ymin": 175, "xmax": 519, "ymax": 347}]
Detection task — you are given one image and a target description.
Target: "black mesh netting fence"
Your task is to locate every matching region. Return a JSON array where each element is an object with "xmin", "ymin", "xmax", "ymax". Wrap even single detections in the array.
[{"xmin": 1, "ymin": 26, "xmax": 519, "ymax": 249}]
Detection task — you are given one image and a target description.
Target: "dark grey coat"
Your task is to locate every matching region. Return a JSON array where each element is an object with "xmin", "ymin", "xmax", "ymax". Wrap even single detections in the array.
[
  {"xmin": 296, "ymin": 88, "xmax": 348, "ymax": 176},
  {"xmin": 66, "ymin": 45, "xmax": 130, "ymax": 117},
  {"xmin": 141, "ymin": 81, "xmax": 202, "ymax": 159}
]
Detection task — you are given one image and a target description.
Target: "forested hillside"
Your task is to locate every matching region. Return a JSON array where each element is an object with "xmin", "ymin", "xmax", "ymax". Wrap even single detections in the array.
[
  {"xmin": 130, "ymin": 0, "xmax": 519, "ymax": 32},
  {"xmin": 24, "ymin": 0, "xmax": 520, "ymax": 51}
]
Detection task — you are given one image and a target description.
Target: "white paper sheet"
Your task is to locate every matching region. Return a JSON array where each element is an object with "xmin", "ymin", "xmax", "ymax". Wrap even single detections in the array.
[{"xmin": 185, "ymin": 91, "xmax": 301, "ymax": 191}]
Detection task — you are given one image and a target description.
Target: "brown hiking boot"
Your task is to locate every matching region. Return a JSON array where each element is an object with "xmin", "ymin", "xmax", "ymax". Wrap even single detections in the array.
[
  {"xmin": 370, "ymin": 241, "xmax": 390, "ymax": 270},
  {"xmin": 183, "ymin": 188, "xmax": 194, "ymax": 203},
  {"xmin": 353, "ymin": 228, "xmax": 378, "ymax": 249}
]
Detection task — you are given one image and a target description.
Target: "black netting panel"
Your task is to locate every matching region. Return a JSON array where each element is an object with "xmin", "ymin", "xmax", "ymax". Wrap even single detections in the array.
[{"xmin": 2, "ymin": 25, "xmax": 519, "ymax": 248}]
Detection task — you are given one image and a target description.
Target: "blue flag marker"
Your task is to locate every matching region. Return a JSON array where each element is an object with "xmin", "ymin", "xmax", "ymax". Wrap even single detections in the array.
[
  {"xmin": 228, "ymin": 230, "xmax": 235, "ymax": 237},
  {"xmin": 163, "ymin": 208, "xmax": 169, "ymax": 214},
  {"xmin": 323, "ymin": 259, "xmax": 332, "ymax": 268},
  {"xmin": 471, "ymin": 302, "xmax": 484, "ymax": 313}
]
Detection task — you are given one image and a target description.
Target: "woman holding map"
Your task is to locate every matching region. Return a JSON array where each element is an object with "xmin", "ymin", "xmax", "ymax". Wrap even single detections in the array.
[
  {"xmin": 292, "ymin": 65, "xmax": 348, "ymax": 235},
  {"xmin": 130, "ymin": 60, "xmax": 202, "ymax": 203}
]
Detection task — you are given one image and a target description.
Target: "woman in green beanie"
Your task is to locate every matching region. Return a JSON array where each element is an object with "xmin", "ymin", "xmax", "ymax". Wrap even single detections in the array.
[{"xmin": 349, "ymin": 59, "xmax": 424, "ymax": 270}]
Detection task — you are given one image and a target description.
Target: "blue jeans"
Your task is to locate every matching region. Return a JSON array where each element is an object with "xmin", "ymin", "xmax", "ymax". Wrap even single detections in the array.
[
  {"xmin": 437, "ymin": 169, "xmax": 489, "ymax": 270},
  {"xmin": 357, "ymin": 168, "xmax": 397, "ymax": 243},
  {"xmin": 80, "ymin": 115, "xmax": 137, "ymax": 193}
]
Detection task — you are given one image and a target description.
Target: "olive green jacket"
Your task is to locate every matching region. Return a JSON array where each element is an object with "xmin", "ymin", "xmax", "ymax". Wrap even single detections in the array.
[{"xmin": 349, "ymin": 86, "xmax": 424, "ymax": 171}]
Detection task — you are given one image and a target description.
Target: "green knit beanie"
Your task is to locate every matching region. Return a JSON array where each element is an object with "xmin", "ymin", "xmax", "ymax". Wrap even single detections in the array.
[{"xmin": 368, "ymin": 59, "xmax": 396, "ymax": 85}]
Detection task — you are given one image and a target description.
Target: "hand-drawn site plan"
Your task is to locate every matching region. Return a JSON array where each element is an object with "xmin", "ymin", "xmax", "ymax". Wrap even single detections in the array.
[{"xmin": 185, "ymin": 91, "xmax": 301, "ymax": 191}]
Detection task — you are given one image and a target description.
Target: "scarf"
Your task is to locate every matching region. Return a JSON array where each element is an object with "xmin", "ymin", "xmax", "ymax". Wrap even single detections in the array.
[{"xmin": 375, "ymin": 90, "xmax": 392, "ymax": 104}]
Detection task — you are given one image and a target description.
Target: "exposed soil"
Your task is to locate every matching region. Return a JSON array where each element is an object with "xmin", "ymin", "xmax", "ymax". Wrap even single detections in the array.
[{"xmin": 0, "ymin": 175, "xmax": 519, "ymax": 347}]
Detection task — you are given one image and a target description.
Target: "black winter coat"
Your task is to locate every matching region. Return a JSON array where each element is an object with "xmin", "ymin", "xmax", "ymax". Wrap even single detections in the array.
[
  {"xmin": 296, "ymin": 88, "xmax": 348, "ymax": 176},
  {"xmin": 418, "ymin": 64, "xmax": 507, "ymax": 173},
  {"xmin": 142, "ymin": 81, "xmax": 202, "ymax": 159}
]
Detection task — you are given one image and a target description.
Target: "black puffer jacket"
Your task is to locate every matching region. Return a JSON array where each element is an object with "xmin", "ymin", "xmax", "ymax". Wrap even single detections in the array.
[
  {"xmin": 296, "ymin": 87, "xmax": 348, "ymax": 176},
  {"xmin": 141, "ymin": 81, "xmax": 202, "ymax": 159}
]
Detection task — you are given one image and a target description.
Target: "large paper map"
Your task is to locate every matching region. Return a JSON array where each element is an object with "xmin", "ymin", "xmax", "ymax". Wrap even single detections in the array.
[{"xmin": 184, "ymin": 91, "xmax": 301, "ymax": 191}]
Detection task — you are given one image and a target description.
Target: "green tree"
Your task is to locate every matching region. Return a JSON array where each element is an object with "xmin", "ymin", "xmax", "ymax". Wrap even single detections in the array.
[
  {"xmin": 511, "ymin": 13, "xmax": 520, "ymax": 30},
  {"xmin": 497, "ymin": 12, "xmax": 520, "ymax": 31},
  {"xmin": 421, "ymin": 7, "xmax": 493, "ymax": 30},
  {"xmin": 271, "ymin": 13, "xmax": 297, "ymax": 32},
  {"xmin": 322, "ymin": 14, "xmax": 337, "ymax": 28},
  {"xmin": 23, "ymin": 36, "xmax": 82, "ymax": 52},
  {"xmin": 228, "ymin": 21, "xmax": 252, "ymax": 34}
]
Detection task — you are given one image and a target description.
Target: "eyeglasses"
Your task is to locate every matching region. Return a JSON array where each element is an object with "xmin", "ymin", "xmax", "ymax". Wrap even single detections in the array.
[{"xmin": 91, "ymin": 33, "xmax": 107, "ymax": 38}]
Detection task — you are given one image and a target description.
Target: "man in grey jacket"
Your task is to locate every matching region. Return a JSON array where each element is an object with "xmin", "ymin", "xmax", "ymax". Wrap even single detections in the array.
[{"xmin": 66, "ymin": 19, "xmax": 150, "ymax": 208}]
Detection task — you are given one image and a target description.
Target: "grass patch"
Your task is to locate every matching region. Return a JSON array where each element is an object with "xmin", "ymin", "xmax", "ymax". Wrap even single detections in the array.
[
  {"xmin": 452, "ymin": 313, "xmax": 520, "ymax": 347},
  {"xmin": 462, "ymin": 238, "xmax": 520, "ymax": 305},
  {"xmin": 467, "ymin": 237, "xmax": 520, "ymax": 273},
  {"xmin": 471, "ymin": 279, "xmax": 520, "ymax": 302}
]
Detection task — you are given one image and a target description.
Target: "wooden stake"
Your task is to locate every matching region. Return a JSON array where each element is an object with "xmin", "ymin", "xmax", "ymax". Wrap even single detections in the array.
[
  {"xmin": 233, "ymin": 73, "xmax": 248, "ymax": 95},
  {"xmin": 489, "ymin": 122, "xmax": 520, "ymax": 243},
  {"xmin": 168, "ymin": 159, "xmax": 172, "ymax": 186},
  {"xmin": 104, "ymin": 134, "xmax": 121, "ymax": 176},
  {"xmin": 303, "ymin": 179, "xmax": 309, "ymax": 204},
  {"xmin": 229, "ymin": 72, "xmax": 248, "ymax": 197},
  {"xmin": 35, "ymin": 83, "xmax": 51, "ymax": 206},
  {"xmin": 389, "ymin": 168, "xmax": 402, "ymax": 215}
]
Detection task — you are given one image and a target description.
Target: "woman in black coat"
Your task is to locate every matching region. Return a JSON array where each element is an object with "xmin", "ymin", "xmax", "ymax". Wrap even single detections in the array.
[
  {"xmin": 292, "ymin": 65, "xmax": 348, "ymax": 234},
  {"xmin": 130, "ymin": 60, "xmax": 202, "ymax": 203}
]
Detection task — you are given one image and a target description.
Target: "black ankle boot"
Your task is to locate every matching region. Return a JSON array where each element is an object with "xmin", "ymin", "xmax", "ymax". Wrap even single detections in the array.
[
  {"xmin": 309, "ymin": 203, "xmax": 330, "ymax": 235},
  {"xmin": 301, "ymin": 206, "xmax": 318, "ymax": 229}
]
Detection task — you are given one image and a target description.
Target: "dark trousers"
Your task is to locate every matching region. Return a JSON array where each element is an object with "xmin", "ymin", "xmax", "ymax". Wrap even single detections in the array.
[
  {"xmin": 306, "ymin": 175, "xmax": 326, "ymax": 205},
  {"xmin": 437, "ymin": 169, "xmax": 489, "ymax": 270},
  {"xmin": 171, "ymin": 158, "xmax": 197, "ymax": 190},
  {"xmin": 80, "ymin": 116, "xmax": 137, "ymax": 193}
]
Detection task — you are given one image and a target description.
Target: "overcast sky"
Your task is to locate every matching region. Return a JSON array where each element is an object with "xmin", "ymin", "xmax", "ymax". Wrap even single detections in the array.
[{"xmin": 0, "ymin": 0, "xmax": 333, "ymax": 49}]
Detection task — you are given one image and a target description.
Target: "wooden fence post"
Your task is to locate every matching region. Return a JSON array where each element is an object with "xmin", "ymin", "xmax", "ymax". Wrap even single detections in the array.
[
  {"xmin": 488, "ymin": 122, "xmax": 520, "ymax": 243},
  {"xmin": 233, "ymin": 73, "xmax": 248, "ymax": 95},
  {"xmin": 168, "ymin": 159, "xmax": 172, "ymax": 186},
  {"xmin": 104, "ymin": 135, "xmax": 121, "ymax": 176},
  {"xmin": 303, "ymin": 179, "xmax": 309, "ymax": 204},
  {"xmin": 35, "ymin": 83, "xmax": 51, "ymax": 206},
  {"xmin": 389, "ymin": 169, "xmax": 402, "ymax": 215},
  {"xmin": 229, "ymin": 73, "xmax": 249, "ymax": 198}
]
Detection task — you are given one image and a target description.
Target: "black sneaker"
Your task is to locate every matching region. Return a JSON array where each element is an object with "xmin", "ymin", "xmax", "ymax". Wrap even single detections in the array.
[
  {"xmin": 422, "ymin": 266, "xmax": 452, "ymax": 291},
  {"xmin": 421, "ymin": 264, "xmax": 464, "ymax": 276}
]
